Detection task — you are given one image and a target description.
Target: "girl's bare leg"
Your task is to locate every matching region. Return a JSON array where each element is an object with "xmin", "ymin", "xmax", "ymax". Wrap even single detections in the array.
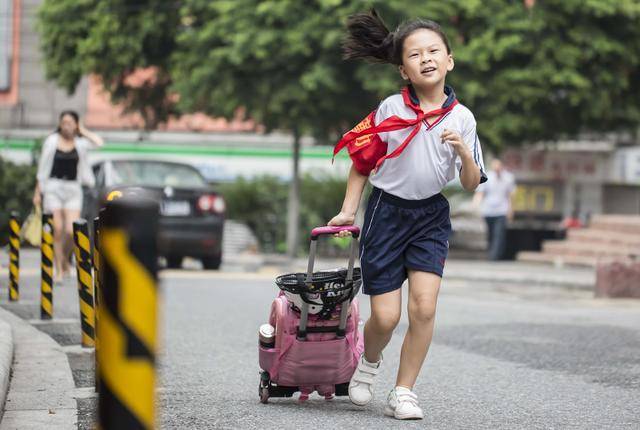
[
  {"xmin": 363, "ymin": 288, "xmax": 402, "ymax": 363},
  {"xmin": 395, "ymin": 270, "xmax": 441, "ymax": 389}
]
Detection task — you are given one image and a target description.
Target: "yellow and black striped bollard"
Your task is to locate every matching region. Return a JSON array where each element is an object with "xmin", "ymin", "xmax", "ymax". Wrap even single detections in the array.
[
  {"xmin": 8, "ymin": 211, "xmax": 20, "ymax": 301},
  {"xmin": 93, "ymin": 215, "xmax": 101, "ymax": 392},
  {"xmin": 98, "ymin": 197, "xmax": 158, "ymax": 429},
  {"xmin": 73, "ymin": 219, "xmax": 95, "ymax": 347},
  {"xmin": 41, "ymin": 213, "xmax": 54, "ymax": 319}
]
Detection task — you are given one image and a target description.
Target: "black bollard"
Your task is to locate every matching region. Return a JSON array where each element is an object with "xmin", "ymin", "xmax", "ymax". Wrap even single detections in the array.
[
  {"xmin": 40, "ymin": 213, "xmax": 54, "ymax": 319},
  {"xmin": 93, "ymin": 215, "xmax": 101, "ymax": 392},
  {"xmin": 73, "ymin": 219, "xmax": 95, "ymax": 347},
  {"xmin": 8, "ymin": 211, "xmax": 20, "ymax": 301},
  {"xmin": 98, "ymin": 196, "xmax": 159, "ymax": 429}
]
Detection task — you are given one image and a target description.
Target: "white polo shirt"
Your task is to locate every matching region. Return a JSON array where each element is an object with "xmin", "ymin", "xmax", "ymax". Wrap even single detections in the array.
[
  {"xmin": 477, "ymin": 170, "xmax": 516, "ymax": 217},
  {"xmin": 369, "ymin": 86, "xmax": 487, "ymax": 200}
]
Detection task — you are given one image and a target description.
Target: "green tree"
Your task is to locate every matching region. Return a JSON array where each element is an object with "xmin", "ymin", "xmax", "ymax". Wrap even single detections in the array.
[
  {"xmin": 38, "ymin": 0, "xmax": 640, "ymax": 146},
  {"xmin": 38, "ymin": 0, "xmax": 180, "ymax": 129},
  {"xmin": 171, "ymin": 0, "xmax": 382, "ymax": 256},
  {"xmin": 218, "ymin": 174, "xmax": 349, "ymax": 255},
  {"xmin": 0, "ymin": 158, "xmax": 37, "ymax": 246},
  {"xmin": 170, "ymin": 0, "xmax": 640, "ymax": 253},
  {"xmin": 37, "ymin": 0, "xmax": 640, "ymax": 254},
  {"xmin": 387, "ymin": 0, "xmax": 640, "ymax": 149}
]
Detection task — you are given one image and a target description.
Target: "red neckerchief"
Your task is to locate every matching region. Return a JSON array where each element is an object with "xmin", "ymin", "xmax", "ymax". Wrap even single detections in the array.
[{"xmin": 333, "ymin": 85, "xmax": 458, "ymax": 172}]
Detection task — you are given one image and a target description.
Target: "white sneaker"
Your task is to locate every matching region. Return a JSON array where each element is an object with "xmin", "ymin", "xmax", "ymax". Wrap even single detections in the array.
[
  {"xmin": 348, "ymin": 354, "xmax": 382, "ymax": 406},
  {"xmin": 384, "ymin": 386, "xmax": 424, "ymax": 420}
]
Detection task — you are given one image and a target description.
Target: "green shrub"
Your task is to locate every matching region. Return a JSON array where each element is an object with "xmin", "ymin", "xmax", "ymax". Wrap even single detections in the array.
[
  {"xmin": 219, "ymin": 174, "xmax": 351, "ymax": 255},
  {"xmin": 300, "ymin": 175, "xmax": 353, "ymax": 257},
  {"xmin": 0, "ymin": 158, "xmax": 37, "ymax": 246},
  {"xmin": 218, "ymin": 176, "xmax": 288, "ymax": 253}
]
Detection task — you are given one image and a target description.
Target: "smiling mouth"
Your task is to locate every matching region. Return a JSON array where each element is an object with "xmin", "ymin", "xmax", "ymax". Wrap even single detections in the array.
[{"xmin": 421, "ymin": 67, "xmax": 437, "ymax": 74}]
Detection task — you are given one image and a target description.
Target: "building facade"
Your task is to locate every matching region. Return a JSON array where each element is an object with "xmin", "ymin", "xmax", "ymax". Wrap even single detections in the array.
[{"xmin": 0, "ymin": 0, "xmax": 255, "ymax": 133}]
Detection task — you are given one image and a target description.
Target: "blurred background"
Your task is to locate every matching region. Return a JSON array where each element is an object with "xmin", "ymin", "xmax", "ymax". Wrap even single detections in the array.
[{"xmin": 1, "ymin": 0, "xmax": 639, "ymax": 266}]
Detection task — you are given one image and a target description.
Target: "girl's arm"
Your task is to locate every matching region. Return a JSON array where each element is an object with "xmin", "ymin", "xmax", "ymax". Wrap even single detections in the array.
[
  {"xmin": 328, "ymin": 164, "xmax": 368, "ymax": 233},
  {"xmin": 441, "ymin": 129, "xmax": 481, "ymax": 191},
  {"xmin": 79, "ymin": 123, "xmax": 104, "ymax": 147},
  {"xmin": 458, "ymin": 150, "xmax": 481, "ymax": 191}
]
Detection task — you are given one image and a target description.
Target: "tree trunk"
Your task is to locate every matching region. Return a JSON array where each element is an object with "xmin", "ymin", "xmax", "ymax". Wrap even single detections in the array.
[{"xmin": 286, "ymin": 130, "xmax": 301, "ymax": 258}]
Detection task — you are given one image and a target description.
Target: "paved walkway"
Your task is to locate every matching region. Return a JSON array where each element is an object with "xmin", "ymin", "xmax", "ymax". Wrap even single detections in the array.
[
  {"xmin": 253, "ymin": 253, "xmax": 596, "ymax": 290},
  {"xmin": 0, "ymin": 307, "xmax": 77, "ymax": 429}
]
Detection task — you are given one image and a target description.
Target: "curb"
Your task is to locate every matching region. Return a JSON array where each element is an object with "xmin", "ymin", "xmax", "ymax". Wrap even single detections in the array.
[
  {"xmin": 443, "ymin": 271, "xmax": 594, "ymax": 290},
  {"xmin": 0, "ymin": 316, "xmax": 13, "ymax": 424},
  {"xmin": 256, "ymin": 254, "xmax": 597, "ymax": 291},
  {"xmin": 443, "ymin": 263, "xmax": 595, "ymax": 291},
  {"xmin": 0, "ymin": 307, "xmax": 77, "ymax": 430}
]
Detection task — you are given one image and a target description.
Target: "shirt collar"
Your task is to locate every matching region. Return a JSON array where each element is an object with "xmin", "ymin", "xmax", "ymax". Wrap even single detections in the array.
[{"xmin": 402, "ymin": 84, "xmax": 457, "ymax": 113}]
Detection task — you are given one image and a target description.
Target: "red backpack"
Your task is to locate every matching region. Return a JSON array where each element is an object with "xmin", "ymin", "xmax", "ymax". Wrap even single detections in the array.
[{"xmin": 333, "ymin": 86, "xmax": 458, "ymax": 175}]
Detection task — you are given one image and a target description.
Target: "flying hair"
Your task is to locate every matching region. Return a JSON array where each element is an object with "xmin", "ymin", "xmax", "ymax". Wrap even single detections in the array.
[
  {"xmin": 342, "ymin": 9, "xmax": 394, "ymax": 63},
  {"xmin": 343, "ymin": 9, "xmax": 451, "ymax": 66}
]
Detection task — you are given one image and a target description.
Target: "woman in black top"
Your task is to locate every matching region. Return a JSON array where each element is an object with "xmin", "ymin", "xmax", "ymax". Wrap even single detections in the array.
[{"xmin": 33, "ymin": 111, "xmax": 104, "ymax": 282}]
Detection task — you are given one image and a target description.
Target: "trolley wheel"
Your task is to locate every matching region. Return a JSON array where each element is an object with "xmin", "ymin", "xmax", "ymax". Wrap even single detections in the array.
[
  {"xmin": 259, "ymin": 371, "xmax": 271, "ymax": 404},
  {"xmin": 335, "ymin": 382, "xmax": 350, "ymax": 396},
  {"xmin": 259, "ymin": 387, "xmax": 270, "ymax": 403}
]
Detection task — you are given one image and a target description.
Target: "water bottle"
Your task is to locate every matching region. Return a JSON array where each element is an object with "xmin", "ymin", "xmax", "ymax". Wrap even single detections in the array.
[{"xmin": 258, "ymin": 323, "xmax": 275, "ymax": 348}]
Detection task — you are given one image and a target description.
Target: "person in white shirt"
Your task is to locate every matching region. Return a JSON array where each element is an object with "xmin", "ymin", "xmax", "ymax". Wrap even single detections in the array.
[
  {"xmin": 329, "ymin": 10, "xmax": 485, "ymax": 420},
  {"xmin": 474, "ymin": 158, "xmax": 516, "ymax": 260},
  {"xmin": 33, "ymin": 111, "xmax": 104, "ymax": 282}
]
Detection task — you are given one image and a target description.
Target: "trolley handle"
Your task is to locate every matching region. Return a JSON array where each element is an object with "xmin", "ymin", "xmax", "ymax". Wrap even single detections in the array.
[{"xmin": 310, "ymin": 225, "xmax": 360, "ymax": 240}]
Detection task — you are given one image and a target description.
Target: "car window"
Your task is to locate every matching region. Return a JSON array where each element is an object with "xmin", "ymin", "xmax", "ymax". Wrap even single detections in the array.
[{"xmin": 110, "ymin": 161, "xmax": 207, "ymax": 188}]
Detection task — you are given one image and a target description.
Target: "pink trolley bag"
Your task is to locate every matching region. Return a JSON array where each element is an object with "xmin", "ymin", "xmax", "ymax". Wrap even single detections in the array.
[{"xmin": 258, "ymin": 225, "xmax": 364, "ymax": 403}]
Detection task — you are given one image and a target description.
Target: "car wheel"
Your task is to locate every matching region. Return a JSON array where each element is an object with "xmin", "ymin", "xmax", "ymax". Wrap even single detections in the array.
[
  {"xmin": 166, "ymin": 255, "xmax": 183, "ymax": 269},
  {"xmin": 201, "ymin": 254, "xmax": 222, "ymax": 270}
]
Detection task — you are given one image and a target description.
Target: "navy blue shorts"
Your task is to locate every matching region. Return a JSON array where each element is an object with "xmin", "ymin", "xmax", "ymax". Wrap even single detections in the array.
[{"xmin": 360, "ymin": 187, "xmax": 451, "ymax": 296}]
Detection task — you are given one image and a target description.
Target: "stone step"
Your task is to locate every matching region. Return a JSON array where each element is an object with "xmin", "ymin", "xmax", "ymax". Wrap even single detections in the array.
[
  {"xmin": 589, "ymin": 215, "xmax": 640, "ymax": 234},
  {"xmin": 567, "ymin": 228, "xmax": 640, "ymax": 247},
  {"xmin": 516, "ymin": 251, "xmax": 597, "ymax": 267},
  {"xmin": 541, "ymin": 240, "xmax": 640, "ymax": 258},
  {"xmin": 222, "ymin": 220, "xmax": 259, "ymax": 256}
]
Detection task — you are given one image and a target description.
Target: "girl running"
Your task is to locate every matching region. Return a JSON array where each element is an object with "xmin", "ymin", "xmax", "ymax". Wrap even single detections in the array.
[{"xmin": 329, "ymin": 10, "xmax": 487, "ymax": 420}]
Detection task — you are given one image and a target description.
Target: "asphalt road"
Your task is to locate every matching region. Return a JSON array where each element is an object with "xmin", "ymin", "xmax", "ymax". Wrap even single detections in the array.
[
  {"xmin": 2, "ymin": 252, "xmax": 640, "ymax": 429},
  {"xmin": 157, "ymin": 270, "xmax": 640, "ymax": 430}
]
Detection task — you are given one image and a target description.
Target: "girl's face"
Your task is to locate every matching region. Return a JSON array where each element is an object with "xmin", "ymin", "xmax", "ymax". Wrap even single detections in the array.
[
  {"xmin": 59, "ymin": 114, "xmax": 78, "ymax": 138},
  {"xmin": 398, "ymin": 29, "xmax": 453, "ymax": 89}
]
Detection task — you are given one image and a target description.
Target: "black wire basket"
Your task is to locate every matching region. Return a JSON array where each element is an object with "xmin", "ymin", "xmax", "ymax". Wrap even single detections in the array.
[{"xmin": 275, "ymin": 268, "xmax": 362, "ymax": 318}]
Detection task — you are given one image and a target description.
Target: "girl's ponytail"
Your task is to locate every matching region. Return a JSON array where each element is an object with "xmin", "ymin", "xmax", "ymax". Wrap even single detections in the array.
[
  {"xmin": 343, "ymin": 11, "xmax": 452, "ymax": 67},
  {"xmin": 342, "ymin": 9, "xmax": 396, "ymax": 64}
]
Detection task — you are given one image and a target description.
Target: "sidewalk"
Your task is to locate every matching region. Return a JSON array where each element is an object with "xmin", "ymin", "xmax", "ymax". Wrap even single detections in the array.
[
  {"xmin": 4, "ymin": 247, "xmax": 597, "ymax": 290},
  {"xmin": 0, "ymin": 307, "xmax": 77, "ymax": 429},
  {"xmin": 443, "ymin": 259, "xmax": 595, "ymax": 290},
  {"xmin": 0, "ymin": 315, "xmax": 11, "ymax": 425},
  {"xmin": 0, "ymin": 248, "xmax": 80, "ymax": 429},
  {"xmin": 241, "ymin": 253, "xmax": 596, "ymax": 291}
]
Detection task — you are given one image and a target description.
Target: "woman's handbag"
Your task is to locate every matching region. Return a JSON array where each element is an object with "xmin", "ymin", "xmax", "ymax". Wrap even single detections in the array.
[{"xmin": 20, "ymin": 206, "xmax": 42, "ymax": 247}]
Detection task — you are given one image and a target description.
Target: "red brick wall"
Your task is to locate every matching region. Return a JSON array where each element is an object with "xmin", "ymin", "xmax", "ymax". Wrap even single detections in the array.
[
  {"xmin": 0, "ymin": 0, "xmax": 21, "ymax": 106},
  {"xmin": 84, "ymin": 72, "xmax": 258, "ymax": 132}
]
